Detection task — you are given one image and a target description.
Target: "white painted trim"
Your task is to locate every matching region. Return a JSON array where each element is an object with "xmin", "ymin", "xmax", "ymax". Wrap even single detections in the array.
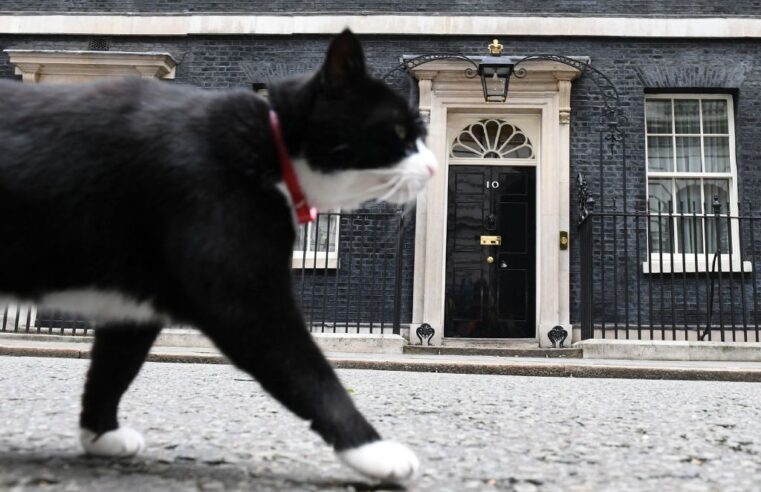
[
  {"xmin": 642, "ymin": 255, "xmax": 752, "ymax": 274},
  {"xmin": 292, "ymin": 252, "xmax": 339, "ymax": 270},
  {"xmin": 4, "ymin": 49, "xmax": 176, "ymax": 83},
  {"xmin": 645, "ymin": 93, "xmax": 740, "ymax": 259},
  {"xmin": 1, "ymin": 14, "xmax": 761, "ymax": 38}
]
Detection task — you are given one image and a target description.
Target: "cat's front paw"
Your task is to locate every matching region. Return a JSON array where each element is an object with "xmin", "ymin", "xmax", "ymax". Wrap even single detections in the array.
[
  {"xmin": 337, "ymin": 440, "xmax": 419, "ymax": 482},
  {"xmin": 80, "ymin": 427, "xmax": 145, "ymax": 457}
]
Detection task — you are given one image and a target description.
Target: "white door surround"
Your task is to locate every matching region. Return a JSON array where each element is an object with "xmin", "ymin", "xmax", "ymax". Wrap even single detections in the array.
[{"xmin": 410, "ymin": 58, "xmax": 584, "ymax": 347}]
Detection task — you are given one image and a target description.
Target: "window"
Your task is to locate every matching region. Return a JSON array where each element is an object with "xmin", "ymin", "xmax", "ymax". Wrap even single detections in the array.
[
  {"xmin": 293, "ymin": 213, "xmax": 340, "ymax": 269},
  {"xmin": 645, "ymin": 94, "xmax": 745, "ymax": 272},
  {"xmin": 450, "ymin": 118, "xmax": 535, "ymax": 160}
]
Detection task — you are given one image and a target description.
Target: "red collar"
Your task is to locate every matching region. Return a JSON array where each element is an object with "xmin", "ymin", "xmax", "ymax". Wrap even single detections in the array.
[{"xmin": 269, "ymin": 110, "xmax": 316, "ymax": 225}]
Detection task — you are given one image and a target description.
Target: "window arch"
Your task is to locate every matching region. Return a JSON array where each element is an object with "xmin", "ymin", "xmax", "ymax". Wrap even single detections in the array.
[{"xmin": 450, "ymin": 119, "xmax": 535, "ymax": 159}]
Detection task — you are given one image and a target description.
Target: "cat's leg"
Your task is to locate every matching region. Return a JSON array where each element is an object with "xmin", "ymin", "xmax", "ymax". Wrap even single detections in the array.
[
  {"xmin": 198, "ymin": 303, "xmax": 419, "ymax": 482},
  {"xmin": 79, "ymin": 322, "xmax": 161, "ymax": 457}
]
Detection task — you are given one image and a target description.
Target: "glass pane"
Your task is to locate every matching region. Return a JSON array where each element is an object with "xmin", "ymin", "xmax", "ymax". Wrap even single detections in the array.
[
  {"xmin": 706, "ymin": 215, "xmax": 729, "ymax": 253},
  {"xmin": 452, "ymin": 131, "xmax": 483, "ymax": 158},
  {"xmin": 675, "ymin": 179, "xmax": 701, "ymax": 213},
  {"xmin": 314, "ymin": 214, "xmax": 339, "ymax": 252},
  {"xmin": 649, "ymin": 178, "xmax": 673, "ymax": 213},
  {"xmin": 649, "ymin": 216, "xmax": 673, "ymax": 254},
  {"xmin": 704, "ymin": 179, "xmax": 730, "ymax": 214},
  {"xmin": 675, "ymin": 137, "xmax": 701, "ymax": 172},
  {"xmin": 495, "ymin": 124, "xmax": 516, "ymax": 151},
  {"xmin": 647, "ymin": 136, "xmax": 673, "ymax": 171},
  {"xmin": 646, "ymin": 99, "xmax": 672, "ymax": 134},
  {"xmin": 704, "ymin": 136, "xmax": 730, "ymax": 173},
  {"xmin": 674, "ymin": 100, "xmax": 701, "ymax": 134},
  {"xmin": 471, "ymin": 123, "xmax": 488, "ymax": 149},
  {"xmin": 678, "ymin": 216, "xmax": 703, "ymax": 255},
  {"xmin": 295, "ymin": 224, "xmax": 309, "ymax": 251},
  {"xmin": 702, "ymin": 99, "xmax": 729, "ymax": 134}
]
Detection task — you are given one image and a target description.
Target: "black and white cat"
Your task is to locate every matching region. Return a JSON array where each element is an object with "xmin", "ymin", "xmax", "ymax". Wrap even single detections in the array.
[{"xmin": 0, "ymin": 30, "xmax": 436, "ymax": 482}]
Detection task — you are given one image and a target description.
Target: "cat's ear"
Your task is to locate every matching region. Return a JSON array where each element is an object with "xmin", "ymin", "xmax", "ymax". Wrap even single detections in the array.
[{"xmin": 320, "ymin": 29, "xmax": 367, "ymax": 91}]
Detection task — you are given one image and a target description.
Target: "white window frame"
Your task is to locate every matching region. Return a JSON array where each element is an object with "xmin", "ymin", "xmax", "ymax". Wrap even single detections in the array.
[
  {"xmin": 292, "ymin": 213, "xmax": 340, "ymax": 269},
  {"xmin": 644, "ymin": 93, "xmax": 749, "ymax": 273}
]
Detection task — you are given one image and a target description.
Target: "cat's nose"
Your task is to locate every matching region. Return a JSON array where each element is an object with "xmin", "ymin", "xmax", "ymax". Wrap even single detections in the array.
[{"xmin": 426, "ymin": 164, "xmax": 436, "ymax": 177}]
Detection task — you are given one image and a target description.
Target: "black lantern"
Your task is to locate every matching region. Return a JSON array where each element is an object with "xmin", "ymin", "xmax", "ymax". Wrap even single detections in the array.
[{"xmin": 477, "ymin": 39, "xmax": 514, "ymax": 103}]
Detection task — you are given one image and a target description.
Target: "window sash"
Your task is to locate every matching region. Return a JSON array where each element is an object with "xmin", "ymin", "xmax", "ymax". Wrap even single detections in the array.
[
  {"xmin": 294, "ymin": 213, "xmax": 340, "ymax": 255},
  {"xmin": 645, "ymin": 94, "xmax": 738, "ymax": 257}
]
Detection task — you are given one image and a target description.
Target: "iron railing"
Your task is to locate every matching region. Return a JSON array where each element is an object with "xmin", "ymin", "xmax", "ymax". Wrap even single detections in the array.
[
  {"xmin": 293, "ymin": 211, "xmax": 406, "ymax": 334},
  {"xmin": 579, "ymin": 201, "xmax": 761, "ymax": 342},
  {"xmin": 1, "ymin": 211, "xmax": 407, "ymax": 337}
]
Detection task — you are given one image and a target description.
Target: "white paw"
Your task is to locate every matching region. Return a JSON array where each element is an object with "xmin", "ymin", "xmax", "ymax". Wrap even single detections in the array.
[
  {"xmin": 337, "ymin": 440, "xmax": 419, "ymax": 482},
  {"xmin": 80, "ymin": 427, "xmax": 145, "ymax": 457}
]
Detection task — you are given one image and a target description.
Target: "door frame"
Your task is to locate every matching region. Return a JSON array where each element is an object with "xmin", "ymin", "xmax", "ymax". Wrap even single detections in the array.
[{"xmin": 409, "ymin": 61, "xmax": 582, "ymax": 347}]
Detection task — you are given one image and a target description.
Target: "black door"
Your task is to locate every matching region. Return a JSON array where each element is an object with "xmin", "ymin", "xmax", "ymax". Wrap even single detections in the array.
[{"xmin": 444, "ymin": 165, "xmax": 536, "ymax": 338}]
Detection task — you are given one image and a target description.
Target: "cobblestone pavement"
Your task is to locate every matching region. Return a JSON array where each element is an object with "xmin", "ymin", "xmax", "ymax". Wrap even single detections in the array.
[{"xmin": 0, "ymin": 357, "xmax": 760, "ymax": 491}]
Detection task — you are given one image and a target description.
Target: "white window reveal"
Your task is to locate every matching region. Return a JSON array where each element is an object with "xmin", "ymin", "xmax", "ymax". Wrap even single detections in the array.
[
  {"xmin": 450, "ymin": 119, "xmax": 535, "ymax": 160},
  {"xmin": 293, "ymin": 213, "xmax": 340, "ymax": 269},
  {"xmin": 645, "ymin": 94, "xmax": 748, "ymax": 273}
]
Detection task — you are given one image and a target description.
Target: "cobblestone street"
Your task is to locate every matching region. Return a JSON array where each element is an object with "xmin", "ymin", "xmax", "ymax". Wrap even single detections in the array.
[{"xmin": 0, "ymin": 357, "xmax": 760, "ymax": 491}]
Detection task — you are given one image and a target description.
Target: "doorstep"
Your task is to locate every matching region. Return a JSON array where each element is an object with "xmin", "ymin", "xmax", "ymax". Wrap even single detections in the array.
[
  {"xmin": 0, "ymin": 330, "xmax": 406, "ymax": 355},
  {"xmin": 576, "ymin": 339, "xmax": 761, "ymax": 362},
  {"xmin": 157, "ymin": 329, "xmax": 405, "ymax": 354},
  {"xmin": 404, "ymin": 338, "xmax": 581, "ymax": 358}
]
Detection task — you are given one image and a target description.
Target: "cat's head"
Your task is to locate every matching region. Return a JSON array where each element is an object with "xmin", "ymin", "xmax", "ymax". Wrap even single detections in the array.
[{"xmin": 271, "ymin": 29, "xmax": 437, "ymax": 211}]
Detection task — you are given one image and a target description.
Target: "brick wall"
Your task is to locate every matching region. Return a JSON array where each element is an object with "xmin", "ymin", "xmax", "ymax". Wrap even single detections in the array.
[
  {"xmin": 3, "ymin": 33, "xmax": 761, "ymax": 326},
  {"xmin": 2, "ymin": 1, "xmax": 760, "ymax": 16}
]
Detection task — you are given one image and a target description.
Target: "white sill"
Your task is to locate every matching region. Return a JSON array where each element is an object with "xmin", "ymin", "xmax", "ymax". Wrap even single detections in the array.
[
  {"xmin": 292, "ymin": 253, "xmax": 339, "ymax": 270},
  {"xmin": 642, "ymin": 255, "xmax": 753, "ymax": 274}
]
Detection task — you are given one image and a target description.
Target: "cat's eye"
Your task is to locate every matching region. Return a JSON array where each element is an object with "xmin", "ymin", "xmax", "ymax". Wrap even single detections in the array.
[{"xmin": 394, "ymin": 124, "xmax": 407, "ymax": 141}]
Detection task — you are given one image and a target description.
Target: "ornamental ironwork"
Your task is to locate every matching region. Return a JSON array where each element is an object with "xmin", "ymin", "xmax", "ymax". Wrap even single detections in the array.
[
  {"xmin": 576, "ymin": 172, "xmax": 595, "ymax": 225},
  {"xmin": 416, "ymin": 323, "xmax": 435, "ymax": 345}
]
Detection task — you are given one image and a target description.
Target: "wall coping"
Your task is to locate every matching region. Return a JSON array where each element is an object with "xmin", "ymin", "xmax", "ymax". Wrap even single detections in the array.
[{"xmin": 1, "ymin": 14, "xmax": 761, "ymax": 38}]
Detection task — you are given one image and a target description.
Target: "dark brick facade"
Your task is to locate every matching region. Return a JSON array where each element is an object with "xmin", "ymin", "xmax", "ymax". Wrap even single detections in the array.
[
  {"xmin": 3, "ymin": 26, "xmax": 761, "ymax": 329},
  {"xmin": 294, "ymin": 210, "xmax": 414, "ymax": 332},
  {"xmin": 2, "ymin": 1, "xmax": 760, "ymax": 16}
]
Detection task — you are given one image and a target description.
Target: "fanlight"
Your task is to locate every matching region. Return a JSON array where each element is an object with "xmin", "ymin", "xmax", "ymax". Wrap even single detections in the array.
[{"xmin": 450, "ymin": 119, "xmax": 534, "ymax": 159}]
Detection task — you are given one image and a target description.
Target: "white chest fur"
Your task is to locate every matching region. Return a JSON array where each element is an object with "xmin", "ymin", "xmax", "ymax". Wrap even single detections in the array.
[
  {"xmin": 292, "ymin": 139, "xmax": 438, "ymax": 211},
  {"xmin": 1, "ymin": 289, "xmax": 163, "ymax": 324}
]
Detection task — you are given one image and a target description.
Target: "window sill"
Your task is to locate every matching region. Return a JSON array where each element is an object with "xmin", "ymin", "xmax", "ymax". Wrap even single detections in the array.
[
  {"xmin": 292, "ymin": 254, "xmax": 339, "ymax": 270},
  {"xmin": 642, "ymin": 256, "xmax": 752, "ymax": 274}
]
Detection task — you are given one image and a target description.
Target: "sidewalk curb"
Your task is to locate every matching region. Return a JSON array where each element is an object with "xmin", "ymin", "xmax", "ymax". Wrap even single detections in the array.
[
  {"xmin": 576, "ymin": 339, "xmax": 761, "ymax": 362},
  {"xmin": 3, "ymin": 344, "xmax": 761, "ymax": 382},
  {"xmin": 329, "ymin": 358, "xmax": 761, "ymax": 382}
]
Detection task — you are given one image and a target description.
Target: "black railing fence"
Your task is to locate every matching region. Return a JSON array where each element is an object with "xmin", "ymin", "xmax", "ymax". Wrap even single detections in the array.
[
  {"xmin": 293, "ymin": 211, "xmax": 406, "ymax": 334},
  {"xmin": 580, "ymin": 200, "xmax": 761, "ymax": 342},
  {"xmin": 1, "ymin": 211, "xmax": 406, "ymax": 337}
]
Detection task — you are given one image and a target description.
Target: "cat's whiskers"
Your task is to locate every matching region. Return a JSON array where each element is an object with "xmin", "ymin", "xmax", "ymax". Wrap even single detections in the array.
[
  {"xmin": 403, "ymin": 181, "xmax": 417, "ymax": 211},
  {"xmin": 376, "ymin": 175, "xmax": 407, "ymax": 203},
  {"xmin": 365, "ymin": 168, "xmax": 407, "ymax": 176},
  {"xmin": 327, "ymin": 177, "xmax": 400, "ymax": 205}
]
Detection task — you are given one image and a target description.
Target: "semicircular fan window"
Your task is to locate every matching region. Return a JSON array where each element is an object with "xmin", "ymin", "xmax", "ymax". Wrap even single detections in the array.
[{"xmin": 450, "ymin": 119, "xmax": 534, "ymax": 159}]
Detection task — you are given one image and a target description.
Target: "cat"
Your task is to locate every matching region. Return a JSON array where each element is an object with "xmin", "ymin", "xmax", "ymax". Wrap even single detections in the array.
[{"xmin": 0, "ymin": 29, "xmax": 437, "ymax": 482}]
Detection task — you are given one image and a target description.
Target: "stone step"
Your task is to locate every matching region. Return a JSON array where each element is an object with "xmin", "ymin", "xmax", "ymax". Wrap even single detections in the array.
[{"xmin": 403, "ymin": 344, "xmax": 582, "ymax": 358}]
